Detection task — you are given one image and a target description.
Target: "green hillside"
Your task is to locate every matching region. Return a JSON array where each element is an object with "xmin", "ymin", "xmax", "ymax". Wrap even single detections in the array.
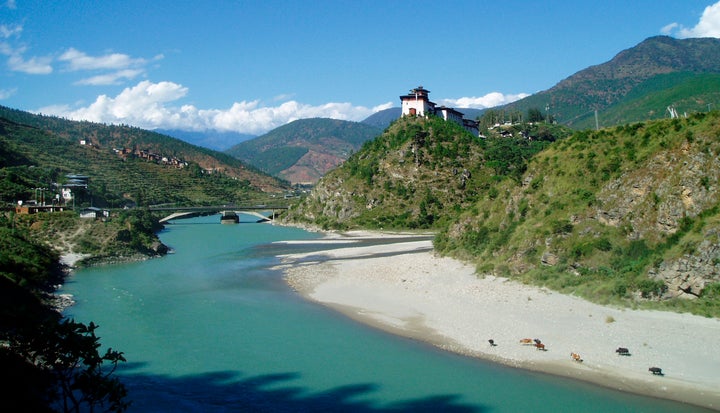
[
  {"xmin": 226, "ymin": 118, "xmax": 381, "ymax": 183},
  {"xmin": 284, "ymin": 115, "xmax": 567, "ymax": 230},
  {"xmin": 0, "ymin": 106, "xmax": 287, "ymax": 208},
  {"xmin": 579, "ymin": 72, "xmax": 720, "ymax": 129},
  {"xmin": 502, "ymin": 36, "xmax": 720, "ymax": 129},
  {"xmin": 286, "ymin": 112, "xmax": 720, "ymax": 317}
]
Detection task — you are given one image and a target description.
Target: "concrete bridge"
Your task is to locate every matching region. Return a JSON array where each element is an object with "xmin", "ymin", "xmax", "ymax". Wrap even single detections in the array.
[{"xmin": 152, "ymin": 205, "xmax": 288, "ymax": 224}]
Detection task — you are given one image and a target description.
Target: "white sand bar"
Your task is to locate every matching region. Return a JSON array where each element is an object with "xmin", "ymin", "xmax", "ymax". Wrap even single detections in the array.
[{"xmin": 276, "ymin": 233, "xmax": 720, "ymax": 410}]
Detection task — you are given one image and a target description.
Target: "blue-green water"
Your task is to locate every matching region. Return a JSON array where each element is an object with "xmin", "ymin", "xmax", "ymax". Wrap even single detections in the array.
[{"xmin": 62, "ymin": 215, "xmax": 707, "ymax": 412}]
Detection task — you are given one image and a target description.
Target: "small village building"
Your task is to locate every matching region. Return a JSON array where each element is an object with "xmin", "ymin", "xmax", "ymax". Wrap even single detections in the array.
[
  {"xmin": 15, "ymin": 201, "xmax": 66, "ymax": 214},
  {"xmin": 79, "ymin": 207, "xmax": 108, "ymax": 219},
  {"xmin": 436, "ymin": 106, "xmax": 464, "ymax": 125}
]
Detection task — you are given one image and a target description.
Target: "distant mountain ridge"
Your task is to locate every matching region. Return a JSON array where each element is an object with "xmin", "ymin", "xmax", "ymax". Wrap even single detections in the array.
[
  {"xmin": 156, "ymin": 129, "xmax": 256, "ymax": 151},
  {"xmin": 225, "ymin": 118, "xmax": 381, "ymax": 184},
  {"xmin": 501, "ymin": 36, "xmax": 720, "ymax": 128}
]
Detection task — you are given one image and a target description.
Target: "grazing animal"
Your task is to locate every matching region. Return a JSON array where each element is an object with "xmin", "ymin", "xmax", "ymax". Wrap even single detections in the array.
[
  {"xmin": 488, "ymin": 339, "xmax": 496, "ymax": 347},
  {"xmin": 615, "ymin": 347, "xmax": 630, "ymax": 356},
  {"xmin": 519, "ymin": 338, "xmax": 534, "ymax": 345},
  {"xmin": 535, "ymin": 342, "xmax": 546, "ymax": 351},
  {"xmin": 649, "ymin": 367, "xmax": 663, "ymax": 376},
  {"xmin": 570, "ymin": 352, "xmax": 583, "ymax": 362},
  {"xmin": 533, "ymin": 338, "xmax": 542, "ymax": 345}
]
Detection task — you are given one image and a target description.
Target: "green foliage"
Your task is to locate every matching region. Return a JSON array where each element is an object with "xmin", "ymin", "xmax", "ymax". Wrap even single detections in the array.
[
  {"xmin": 0, "ymin": 220, "xmax": 128, "ymax": 412},
  {"xmin": 0, "ymin": 225, "xmax": 62, "ymax": 289},
  {"xmin": 7, "ymin": 319, "xmax": 129, "ymax": 412}
]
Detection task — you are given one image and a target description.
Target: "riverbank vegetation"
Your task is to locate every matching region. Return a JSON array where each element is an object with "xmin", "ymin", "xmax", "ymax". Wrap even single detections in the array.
[
  {"xmin": 10, "ymin": 209, "xmax": 168, "ymax": 267},
  {"xmin": 0, "ymin": 217, "xmax": 129, "ymax": 412}
]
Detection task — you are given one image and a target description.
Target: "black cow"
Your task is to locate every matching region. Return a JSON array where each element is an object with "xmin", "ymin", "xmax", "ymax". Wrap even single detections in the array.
[
  {"xmin": 615, "ymin": 347, "xmax": 630, "ymax": 356},
  {"xmin": 649, "ymin": 367, "xmax": 663, "ymax": 376}
]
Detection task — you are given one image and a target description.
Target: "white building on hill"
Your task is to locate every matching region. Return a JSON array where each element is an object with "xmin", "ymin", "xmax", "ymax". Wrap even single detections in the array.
[{"xmin": 400, "ymin": 86, "xmax": 479, "ymax": 136}]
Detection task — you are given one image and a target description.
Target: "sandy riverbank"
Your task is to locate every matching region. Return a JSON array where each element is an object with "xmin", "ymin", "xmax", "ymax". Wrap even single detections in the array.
[
  {"xmin": 275, "ymin": 232, "xmax": 720, "ymax": 411},
  {"xmin": 60, "ymin": 252, "xmax": 92, "ymax": 268}
]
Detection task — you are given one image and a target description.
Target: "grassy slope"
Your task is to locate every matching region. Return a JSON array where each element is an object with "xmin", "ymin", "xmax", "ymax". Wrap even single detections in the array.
[{"xmin": 436, "ymin": 112, "xmax": 720, "ymax": 316}]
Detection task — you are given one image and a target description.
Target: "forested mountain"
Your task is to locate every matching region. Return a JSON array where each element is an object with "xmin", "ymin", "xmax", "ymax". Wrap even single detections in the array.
[
  {"xmin": 156, "ymin": 128, "xmax": 256, "ymax": 151},
  {"xmin": 285, "ymin": 113, "xmax": 720, "ymax": 317},
  {"xmin": 500, "ymin": 36, "xmax": 720, "ymax": 129},
  {"xmin": 0, "ymin": 106, "xmax": 287, "ymax": 208},
  {"xmin": 225, "ymin": 118, "xmax": 381, "ymax": 184},
  {"xmin": 362, "ymin": 108, "xmax": 401, "ymax": 129}
]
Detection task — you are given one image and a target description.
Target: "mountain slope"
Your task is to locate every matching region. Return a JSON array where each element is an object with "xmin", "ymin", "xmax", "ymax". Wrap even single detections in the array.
[
  {"xmin": 226, "ymin": 118, "xmax": 381, "ymax": 184},
  {"xmin": 502, "ymin": 36, "xmax": 720, "ymax": 128},
  {"xmin": 435, "ymin": 113, "xmax": 720, "ymax": 314},
  {"xmin": 156, "ymin": 129, "xmax": 256, "ymax": 151},
  {"xmin": 284, "ymin": 116, "xmax": 558, "ymax": 230},
  {"xmin": 0, "ymin": 106, "xmax": 287, "ymax": 207}
]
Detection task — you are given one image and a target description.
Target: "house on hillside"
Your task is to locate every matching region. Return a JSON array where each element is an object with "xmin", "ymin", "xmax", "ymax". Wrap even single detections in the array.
[
  {"xmin": 400, "ymin": 86, "xmax": 435, "ymax": 117},
  {"xmin": 400, "ymin": 86, "xmax": 479, "ymax": 136}
]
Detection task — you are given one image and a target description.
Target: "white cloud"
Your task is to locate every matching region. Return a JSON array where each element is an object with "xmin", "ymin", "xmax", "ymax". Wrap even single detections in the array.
[
  {"xmin": 0, "ymin": 27, "xmax": 54, "ymax": 75},
  {"xmin": 0, "ymin": 23, "xmax": 22, "ymax": 38},
  {"xmin": 666, "ymin": 1, "xmax": 720, "ymax": 38},
  {"xmin": 74, "ymin": 69, "xmax": 145, "ymax": 86},
  {"xmin": 37, "ymin": 80, "xmax": 394, "ymax": 135},
  {"xmin": 8, "ymin": 53, "xmax": 52, "ymax": 74},
  {"xmin": 660, "ymin": 22, "xmax": 679, "ymax": 35},
  {"xmin": 438, "ymin": 92, "xmax": 530, "ymax": 109},
  {"xmin": 58, "ymin": 47, "xmax": 148, "ymax": 71},
  {"xmin": 0, "ymin": 87, "xmax": 16, "ymax": 99}
]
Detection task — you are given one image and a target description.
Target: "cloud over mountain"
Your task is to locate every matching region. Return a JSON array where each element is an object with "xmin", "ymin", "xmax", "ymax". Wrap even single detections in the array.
[
  {"xmin": 38, "ymin": 80, "xmax": 395, "ymax": 135},
  {"xmin": 663, "ymin": 1, "xmax": 720, "ymax": 38}
]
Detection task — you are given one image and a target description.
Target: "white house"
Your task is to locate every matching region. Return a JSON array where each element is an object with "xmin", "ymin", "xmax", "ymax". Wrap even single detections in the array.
[
  {"xmin": 400, "ymin": 86, "xmax": 479, "ymax": 136},
  {"xmin": 436, "ymin": 106, "xmax": 464, "ymax": 125},
  {"xmin": 400, "ymin": 86, "xmax": 436, "ymax": 117}
]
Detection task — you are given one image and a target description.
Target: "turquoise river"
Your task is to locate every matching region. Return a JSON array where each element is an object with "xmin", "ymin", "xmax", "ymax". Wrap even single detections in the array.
[{"xmin": 62, "ymin": 215, "xmax": 709, "ymax": 412}]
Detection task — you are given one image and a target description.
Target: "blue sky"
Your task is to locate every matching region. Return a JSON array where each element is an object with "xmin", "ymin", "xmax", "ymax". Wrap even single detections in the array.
[{"xmin": 1, "ymin": 0, "xmax": 720, "ymax": 136}]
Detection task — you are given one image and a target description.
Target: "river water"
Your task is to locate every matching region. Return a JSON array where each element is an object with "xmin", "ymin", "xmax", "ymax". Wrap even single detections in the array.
[{"xmin": 62, "ymin": 215, "xmax": 707, "ymax": 412}]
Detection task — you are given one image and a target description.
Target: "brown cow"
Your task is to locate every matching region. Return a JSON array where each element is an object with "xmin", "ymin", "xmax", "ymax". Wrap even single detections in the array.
[{"xmin": 535, "ymin": 343, "xmax": 546, "ymax": 351}]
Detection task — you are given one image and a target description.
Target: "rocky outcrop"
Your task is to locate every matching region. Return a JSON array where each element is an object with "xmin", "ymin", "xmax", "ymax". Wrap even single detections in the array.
[
  {"xmin": 588, "ymin": 141, "xmax": 720, "ymax": 298},
  {"xmin": 595, "ymin": 142, "xmax": 719, "ymax": 240},
  {"xmin": 649, "ymin": 234, "xmax": 720, "ymax": 299}
]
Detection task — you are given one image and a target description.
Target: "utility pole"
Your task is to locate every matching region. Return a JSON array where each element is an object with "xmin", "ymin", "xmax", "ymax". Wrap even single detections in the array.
[
  {"xmin": 595, "ymin": 110, "xmax": 599, "ymax": 131},
  {"xmin": 545, "ymin": 104, "xmax": 549, "ymax": 124}
]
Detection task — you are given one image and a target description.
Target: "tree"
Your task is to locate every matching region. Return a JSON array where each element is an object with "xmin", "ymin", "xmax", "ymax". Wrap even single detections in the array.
[
  {"xmin": 527, "ymin": 107, "xmax": 545, "ymax": 123},
  {"xmin": 0, "ymin": 222, "xmax": 129, "ymax": 412},
  {"xmin": 8, "ymin": 319, "xmax": 129, "ymax": 412}
]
